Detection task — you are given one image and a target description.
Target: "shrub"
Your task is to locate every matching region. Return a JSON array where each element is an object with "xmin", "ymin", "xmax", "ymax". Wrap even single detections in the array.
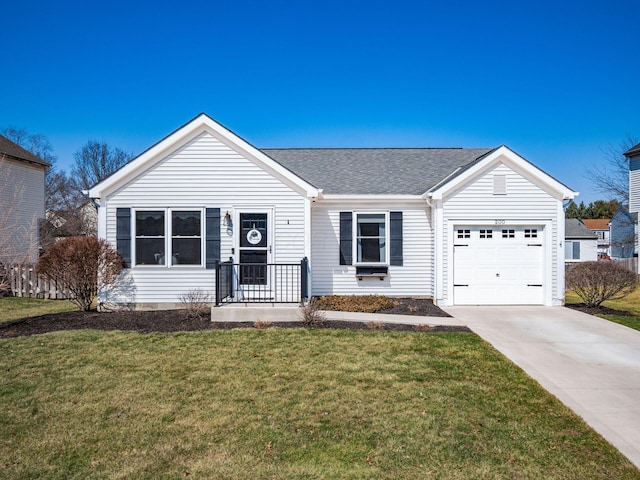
[
  {"xmin": 366, "ymin": 321, "xmax": 385, "ymax": 330},
  {"xmin": 415, "ymin": 323, "xmax": 432, "ymax": 332},
  {"xmin": 179, "ymin": 289, "xmax": 212, "ymax": 318},
  {"xmin": 299, "ymin": 298, "xmax": 325, "ymax": 326},
  {"xmin": 254, "ymin": 320, "xmax": 272, "ymax": 329},
  {"xmin": 315, "ymin": 295, "xmax": 395, "ymax": 313},
  {"xmin": 566, "ymin": 261, "xmax": 637, "ymax": 308},
  {"xmin": 37, "ymin": 236, "xmax": 123, "ymax": 311}
]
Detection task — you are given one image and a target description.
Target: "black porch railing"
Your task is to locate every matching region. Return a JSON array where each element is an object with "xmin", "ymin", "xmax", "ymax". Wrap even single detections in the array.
[{"xmin": 215, "ymin": 257, "xmax": 309, "ymax": 305}]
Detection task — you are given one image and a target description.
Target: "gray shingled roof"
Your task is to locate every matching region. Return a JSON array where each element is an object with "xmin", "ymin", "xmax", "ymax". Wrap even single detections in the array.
[
  {"xmin": 262, "ymin": 148, "xmax": 495, "ymax": 195},
  {"xmin": 0, "ymin": 134, "xmax": 49, "ymax": 167},
  {"xmin": 565, "ymin": 218, "xmax": 597, "ymax": 239}
]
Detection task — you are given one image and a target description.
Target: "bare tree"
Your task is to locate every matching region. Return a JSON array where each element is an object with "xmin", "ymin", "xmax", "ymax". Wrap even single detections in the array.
[
  {"xmin": 72, "ymin": 141, "xmax": 132, "ymax": 190},
  {"xmin": 39, "ymin": 172, "xmax": 93, "ymax": 251},
  {"xmin": 589, "ymin": 135, "xmax": 638, "ymax": 204}
]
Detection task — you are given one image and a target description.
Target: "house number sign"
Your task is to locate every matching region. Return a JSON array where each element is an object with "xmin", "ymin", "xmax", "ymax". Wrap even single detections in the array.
[
  {"xmin": 495, "ymin": 219, "xmax": 506, "ymax": 225},
  {"xmin": 247, "ymin": 228, "xmax": 262, "ymax": 245}
]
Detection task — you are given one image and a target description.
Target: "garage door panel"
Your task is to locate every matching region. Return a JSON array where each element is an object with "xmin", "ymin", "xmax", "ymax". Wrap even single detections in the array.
[{"xmin": 453, "ymin": 226, "xmax": 544, "ymax": 305}]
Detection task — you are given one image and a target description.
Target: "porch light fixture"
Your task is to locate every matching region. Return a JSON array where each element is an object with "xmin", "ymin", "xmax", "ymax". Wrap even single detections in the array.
[
  {"xmin": 223, "ymin": 211, "xmax": 232, "ymax": 227},
  {"xmin": 224, "ymin": 211, "xmax": 233, "ymax": 236}
]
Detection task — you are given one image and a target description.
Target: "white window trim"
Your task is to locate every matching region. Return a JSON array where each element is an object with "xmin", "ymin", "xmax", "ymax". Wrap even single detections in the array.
[
  {"xmin": 132, "ymin": 207, "xmax": 205, "ymax": 268},
  {"xmin": 353, "ymin": 211, "xmax": 389, "ymax": 266}
]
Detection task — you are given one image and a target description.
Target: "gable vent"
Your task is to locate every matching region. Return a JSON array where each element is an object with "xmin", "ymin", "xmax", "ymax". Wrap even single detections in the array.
[{"xmin": 493, "ymin": 175, "xmax": 506, "ymax": 195}]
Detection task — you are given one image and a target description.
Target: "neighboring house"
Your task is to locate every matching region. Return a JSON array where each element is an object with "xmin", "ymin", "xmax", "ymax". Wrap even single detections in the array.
[
  {"xmin": 0, "ymin": 134, "xmax": 49, "ymax": 263},
  {"xmin": 582, "ymin": 218, "xmax": 611, "ymax": 258},
  {"xmin": 42, "ymin": 202, "xmax": 98, "ymax": 244},
  {"xmin": 624, "ymin": 143, "xmax": 640, "ymax": 261},
  {"xmin": 564, "ymin": 219, "xmax": 598, "ymax": 263},
  {"xmin": 610, "ymin": 206, "xmax": 637, "ymax": 259},
  {"xmin": 88, "ymin": 114, "xmax": 577, "ymax": 309}
]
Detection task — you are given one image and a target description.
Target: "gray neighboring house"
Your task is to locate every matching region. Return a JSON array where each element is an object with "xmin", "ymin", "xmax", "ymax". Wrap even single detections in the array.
[
  {"xmin": 0, "ymin": 134, "xmax": 49, "ymax": 263},
  {"xmin": 610, "ymin": 205, "xmax": 637, "ymax": 259},
  {"xmin": 564, "ymin": 218, "xmax": 598, "ymax": 263},
  {"xmin": 624, "ymin": 143, "xmax": 640, "ymax": 261}
]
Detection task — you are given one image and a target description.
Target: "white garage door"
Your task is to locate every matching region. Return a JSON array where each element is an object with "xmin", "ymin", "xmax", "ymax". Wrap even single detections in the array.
[{"xmin": 453, "ymin": 226, "xmax": 544, "ymax": 305}]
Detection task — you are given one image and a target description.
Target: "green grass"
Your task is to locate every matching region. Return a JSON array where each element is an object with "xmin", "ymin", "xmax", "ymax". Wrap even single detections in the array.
[
  {"xmin": 566, "ymin": 283, "xmax": 640, "ymax": 331},
  {"xmin": 597, "ymin": 314, "xmax": 640, "ymax": 331},
  {"xmin": 0, "ymin": 297, "xmax": 77, "ymax": 323},
  {"xmin": 1, "ymin": 328, "xmax": 637, "ymax": 479}
]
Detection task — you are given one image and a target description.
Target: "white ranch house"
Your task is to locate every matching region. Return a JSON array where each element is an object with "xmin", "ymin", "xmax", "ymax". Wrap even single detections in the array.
[{"xmin": 88, "ymin": 114, "xmax": 577, "ymax": 309}]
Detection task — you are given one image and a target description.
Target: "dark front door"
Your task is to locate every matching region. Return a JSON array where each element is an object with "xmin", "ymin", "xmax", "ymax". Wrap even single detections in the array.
[{"xmin": 239, "ymin": 212, "xmax": 269, "ymax": 285}]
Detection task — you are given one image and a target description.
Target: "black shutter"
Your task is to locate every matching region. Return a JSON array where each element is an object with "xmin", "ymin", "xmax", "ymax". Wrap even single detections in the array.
[
  {"xmin": 390, "ymin": 211, "xmax": 403, "ymax": 266},
  {"xmin": 206, "ymin": 208, "xmax": 221, "ymax": 269},
  {"xmin": 339, "ymin": 211, "xmax": 352, "ymax": 265},
  {"xmin": 116, "ymin": 208, "xmax": 131, "ymax": 268}
]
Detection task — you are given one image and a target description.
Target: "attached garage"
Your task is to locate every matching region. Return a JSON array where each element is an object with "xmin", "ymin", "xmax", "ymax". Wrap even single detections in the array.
[{"xmin": 453, "ymin": 225, "xmax": 545, "ymax": 305}]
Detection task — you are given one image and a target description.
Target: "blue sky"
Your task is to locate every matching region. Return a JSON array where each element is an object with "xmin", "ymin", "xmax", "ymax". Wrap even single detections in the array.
[{"xmin": 2, "ymin": 0, "xmax": 638, "ymax": 203}]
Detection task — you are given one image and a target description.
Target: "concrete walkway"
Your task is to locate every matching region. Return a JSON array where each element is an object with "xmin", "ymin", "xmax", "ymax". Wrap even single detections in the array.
[
  {"xmin": 212, "ymin": 303, "xmax": 465, "ymax": 326},
  {"xmin": 320, "ymin": 310, "xmax": 465, "ymax": 326},
  {"xmin": 443, "ymin": 306, "xmax": 640, "ymax": 468}
]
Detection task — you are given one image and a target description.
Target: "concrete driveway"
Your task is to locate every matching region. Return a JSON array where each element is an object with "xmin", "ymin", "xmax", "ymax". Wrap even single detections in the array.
[{"xmin": 443, "ymin": 306, "xmax": 640, "ymax": 469}]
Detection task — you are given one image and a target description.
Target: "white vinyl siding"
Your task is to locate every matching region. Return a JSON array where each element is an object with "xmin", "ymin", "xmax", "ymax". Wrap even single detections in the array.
[
  {"xmin": 311, "ymin": 203, "xmax": 433, "ymax": 297},
  {"xmin": 102, "ymin": 132, "xmax": 306, "ymax": 306},
  {"xmin": 0, "ymin": 158, "xmax": 45, "ymax": 263},
  {"xmin": 441, "ymin": 162, "xmax": 562, "ymax": 306}
]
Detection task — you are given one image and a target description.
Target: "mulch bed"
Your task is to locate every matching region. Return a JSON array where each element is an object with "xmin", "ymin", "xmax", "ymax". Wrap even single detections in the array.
[
  {"xmin": 371, "ymin": 297, "xmax": 451, "ymax": 317},
  {"xmin": 1, "ymin": 299, "xmax": 468, "ymax": 338},
  {"xmin": 565, "ymin": 303, "xmax": 637, "ymax": 317}
]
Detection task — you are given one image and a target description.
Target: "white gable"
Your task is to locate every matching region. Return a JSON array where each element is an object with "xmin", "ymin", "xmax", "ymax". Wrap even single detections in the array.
[
  {"xmin": 428, "ymin": 146, "xmax": 577, "ymax": 201},
  {"xmin": 88, "ymin": 114, "xmax": 320, "ymax": 200}
]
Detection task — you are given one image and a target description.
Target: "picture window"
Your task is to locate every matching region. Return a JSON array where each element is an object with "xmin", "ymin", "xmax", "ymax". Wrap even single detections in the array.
[{"xmin": 134, "ymin": 209, "xmax": 203, "ymax": 266}]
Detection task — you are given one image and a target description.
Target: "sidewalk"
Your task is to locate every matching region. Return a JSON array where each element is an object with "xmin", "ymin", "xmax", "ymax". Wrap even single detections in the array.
[{"xmin": 320, "ymin": 310, "xmax": 465, "ymax": 326}]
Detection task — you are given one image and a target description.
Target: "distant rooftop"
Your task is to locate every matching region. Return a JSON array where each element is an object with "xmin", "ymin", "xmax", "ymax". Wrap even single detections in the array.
[
  {"xmin": 582, "ymin": 219, "xmax": 610, "ymax": 231},
  {"xmin": 624, "ymin": 142, "xmax": 640, "ymax": 159},
  {"xmin": 565, "ymin": 218, "xmax": 597, "ymax": 239},
  {"xmin": 0, "ymin": 134, "xmax": 49, "ymax": 167}
]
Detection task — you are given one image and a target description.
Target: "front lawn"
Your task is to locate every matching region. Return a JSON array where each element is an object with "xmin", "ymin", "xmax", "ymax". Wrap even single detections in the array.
[
  {"xmin": 566, "ymin": 283, "xmax": 640, "ymax": 331},
  {"xmin": 0, "ymin": 297, "xmax": 76, "ymax": 323},
  {"xmin": 1, "ymin": 328, "xmax": 636, "ymax": 479}
]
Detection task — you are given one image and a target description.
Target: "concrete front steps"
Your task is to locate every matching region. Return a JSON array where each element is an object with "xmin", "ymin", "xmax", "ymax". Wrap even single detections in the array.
[{"xmin": 211, "ymin": 303, "xmax": 302, "ymax": 323}]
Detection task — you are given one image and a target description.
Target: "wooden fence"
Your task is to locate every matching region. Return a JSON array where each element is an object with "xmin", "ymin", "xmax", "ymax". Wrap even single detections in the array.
[
  {"xmin": 1, "ymin": 263, "xmax": 72, "ymax": 299},
  {"xmin": 612, "ymin": 257, "xmax": 638, "ymax": 275}
]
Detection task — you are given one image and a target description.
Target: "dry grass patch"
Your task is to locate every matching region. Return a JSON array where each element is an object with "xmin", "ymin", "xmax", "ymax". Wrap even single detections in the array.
[{"xmin": 0, "ymin": 329, "xmax": 637, "ymax": 479}]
